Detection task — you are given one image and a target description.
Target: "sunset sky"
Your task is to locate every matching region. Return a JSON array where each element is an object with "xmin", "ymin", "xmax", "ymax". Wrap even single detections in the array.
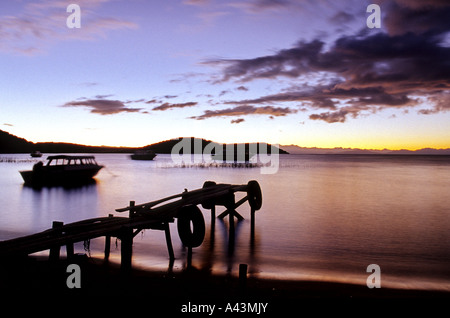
[{"xmin": 1, "ymin": 0, "xmax": 449, "ymax": 149}]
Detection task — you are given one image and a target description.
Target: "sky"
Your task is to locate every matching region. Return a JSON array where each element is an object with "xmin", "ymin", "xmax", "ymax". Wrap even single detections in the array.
[{"xmin": 1, "ymin": 0, "xmax": 449, "ymax": 149}]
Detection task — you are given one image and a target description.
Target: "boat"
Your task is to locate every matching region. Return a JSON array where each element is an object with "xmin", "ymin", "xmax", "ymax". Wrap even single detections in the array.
[
  {"xmin": 19, "ymin": 155, "xmax": 103, "ymax": 186},
  {"xmin": 30, "ymin": 151, "xmax": 42, "ymax": 158},
  {"xmin": 130, "ymin": 150, "xmax": 157, "ymax": 160}
]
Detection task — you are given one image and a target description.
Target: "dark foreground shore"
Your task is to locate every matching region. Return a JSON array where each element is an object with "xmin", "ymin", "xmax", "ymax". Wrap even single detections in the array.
[{"xmin": 1, "ymin": 255, "xmax": 449, "ymax": 314}]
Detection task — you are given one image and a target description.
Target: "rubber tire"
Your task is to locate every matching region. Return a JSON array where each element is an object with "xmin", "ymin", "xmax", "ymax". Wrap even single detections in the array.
[
  {"xmin": 201, "ymin": 181, "xmax": 216, "ymax": 209},
  {"xmin": 247, "ymin": 180, "xmax": 262, "ymax": 211},
  {"xmin": 177, "ymin": 205, "xmax": 205, "ymax": 248}
]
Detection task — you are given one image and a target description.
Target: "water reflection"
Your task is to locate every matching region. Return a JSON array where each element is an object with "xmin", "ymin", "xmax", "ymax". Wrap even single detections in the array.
[
  {"xmin": 2, "ymin": 153, "xmax": 449, "ymax": 291},
  {"xmin": 19, "ymin": 180, "xmax": 99, "ymax": 231},
  {"xmin": 173, "ymin": 205, "xmax": 260, "ymax": 278}
]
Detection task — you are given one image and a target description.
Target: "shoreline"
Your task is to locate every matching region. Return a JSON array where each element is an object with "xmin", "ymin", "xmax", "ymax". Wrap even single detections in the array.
[{"xmin": 1, "ymin": 255, "xmax": 449, "ymax": 312}]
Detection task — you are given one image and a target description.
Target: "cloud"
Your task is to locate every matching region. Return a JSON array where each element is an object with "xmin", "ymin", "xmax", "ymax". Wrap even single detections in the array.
[
  {"xmin": 190, "ymin": 105, "xmax": 296, "ymax": 120},
  {"xmin": 0, "ymin": 0, "xmax": 137, "ymax": 55},
  {"xmin": 229, "ymin": 0, "xmax": 292, "ymax": 14},
  {"xmin": 203, "ymin": 1, "xmax": 450, "ymax": 123},
  {"xmin": 231, "ymin": 118, "xmax": 245, "ymax": 124},
  {"xmin": 417, "ymin": 91, "xmax": 450, "ymax": 115},
  {"xmin": 61, "ymin": 98, "xmax": 143, "ymax": 115},
  {"xmin": 183, "ymin": 0, "xmax": 210, "ymax": 6},
  {"xmin": 152, "ymin": 102, "xmax": 198, "ymax": 111},
  {"xmin": 378, "ymin": 0, "xmax": 450, "ymax": 36},
  {"xmin": 309, "ymin": 109, "xmax": 349, "ymax": 123}
]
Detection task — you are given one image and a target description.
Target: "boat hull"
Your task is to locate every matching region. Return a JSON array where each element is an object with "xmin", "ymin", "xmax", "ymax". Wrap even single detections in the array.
[
  {"xmin": 130, "ymin": 153, "xmax": 156, "ymax": 160},
  {"xmin": 20, "ymin": 166, "xmax": 103, "ymax": 186}
]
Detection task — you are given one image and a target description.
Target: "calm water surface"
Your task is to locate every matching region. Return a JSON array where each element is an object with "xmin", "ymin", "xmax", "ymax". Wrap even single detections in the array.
[{"xmin": 1, "ymin": 153, "xmax": 449, "ymax": 291}]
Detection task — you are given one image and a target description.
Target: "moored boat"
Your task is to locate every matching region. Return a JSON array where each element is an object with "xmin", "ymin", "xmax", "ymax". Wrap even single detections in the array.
[
  {"xmin": 130, "ymin": 150, "xmax": 157, "ymax": 160},
  {"xmin": 30, "ymin": 151, "xmax": 42, "ymax": 158},
  {"xmin": 19, "ymin": 155, "xmax": 103, "ymax": 186}
]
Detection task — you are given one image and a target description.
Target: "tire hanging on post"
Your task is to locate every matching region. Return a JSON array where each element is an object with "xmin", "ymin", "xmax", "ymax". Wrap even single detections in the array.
[
  {"xmin": 247, "ymin": 180, "xmax": 262, "ymax": 211},
  {"xmin": 177, "ymin": 205, "xmax": 206, "ymax": 248},
  {"xmin": 201, "ymin": 181, "xmax": 216, "ymax": 209}
]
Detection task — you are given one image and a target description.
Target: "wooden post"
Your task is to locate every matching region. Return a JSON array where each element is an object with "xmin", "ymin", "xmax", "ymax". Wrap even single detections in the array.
[
  {"xmin": 49, "ymin": 221, "xmax": 63, "ymax": 261},
  {"xmin": 164, "ymin": 222, "xmax": 175, "ymax": 262},
  {"xmin": 104, "ymin": 214, "xmax": 113, "ymax": 260},
  {"xmin": 129, "ymin": 201, "xmax": 135, "ymax": 218},
  {"xmin": 210, "ymin": 205, "xmax": 216, "ymax": 242},
  {"xmin": 187, "ymin": 246, "xmax": 193, "ymax": 267},
  {"xmin": 210, "ymin": 205, "xmax": 216, "ymax": 229},
  {"xmin": 229, "ymin": 209, "xmax": 235, "ymax": 234},
  {"xmin": 250, "ymin": 208, "xmax": 256, "ymax": 238},
  {"xmin": 120, "ymin": 228, "xmax": 133, "ymax": 272},
  {"xmin": 239, "ymin": 263, "xmax": 248, "ymax": 295},
  {"xmin": 66, "ymin": 242, "xmax": 74, "ymax": 259}
]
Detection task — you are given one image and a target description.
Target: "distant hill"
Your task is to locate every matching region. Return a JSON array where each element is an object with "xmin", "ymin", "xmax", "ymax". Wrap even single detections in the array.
[
  {"xmin": 0, "ymin": 130, "xmax": 136, "ymax": 154},
  {"xmin": 143, "ymin": 137, "xmax": 288, "ymax": 154},
  {"xmin": 0, "ymin": 130, "xmax": 288, "ymax": 154},
  {"xmin": 0, "ymin": 130, "xmax": 33, "ymax": 153},
  {"xmin": 281, "ymin": 144, "xmax": 450, "ymax": 155}
]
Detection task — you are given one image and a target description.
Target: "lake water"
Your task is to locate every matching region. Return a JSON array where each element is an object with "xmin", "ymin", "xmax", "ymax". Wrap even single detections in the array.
[{"xmin": 1, "ymin": 153, "xmax": 449, "ymax": 292}]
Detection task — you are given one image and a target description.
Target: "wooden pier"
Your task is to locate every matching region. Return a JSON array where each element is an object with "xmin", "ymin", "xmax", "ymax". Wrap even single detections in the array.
[{"xmin": 0, "ymin": 180, "xmax": 262, "ymax": 270}]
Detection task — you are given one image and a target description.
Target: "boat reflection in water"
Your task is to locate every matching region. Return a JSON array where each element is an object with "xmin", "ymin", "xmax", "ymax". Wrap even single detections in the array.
[{"xmin": 19, "ymin": 155, "xmax": 103, "ymax": 187}]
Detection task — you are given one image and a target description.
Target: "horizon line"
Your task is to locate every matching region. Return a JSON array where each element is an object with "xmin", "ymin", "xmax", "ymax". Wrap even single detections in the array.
[{"xmin": 2, "ymin": 129, "xmax": 450, "ymax": 152}]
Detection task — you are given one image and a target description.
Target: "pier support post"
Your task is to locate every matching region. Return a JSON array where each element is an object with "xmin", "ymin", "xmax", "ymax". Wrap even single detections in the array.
[
  {"xmin": 210, "ymin": 205, "xmax": 216, "ymax": 232},
  {"xmin": 239, "ymin": 263, "xmax": 248, "ymax": 295},
  {"xmin": 66, "ymin": 242, "xmax": 74, "ymax": 259},
  {"xmin": 250, "ymin": 208, "xmax": 256, "ymax": 238},
  {"xmin": 164, "ymin": 222, "xmax": 175, "ymax": 262},
  {"xmin": 120, "ymin": 228, "xmax": 133, "ymax": 272},
  {"xmin": 129, "ymin": 201, "xmax": 136, "ymax": 218},
  {"xmin": 49, "ymin": 221, "xmax": 63, "ymax": 262},
  {"xmin": 187, "ymin": 247, "xmax": 193, "ymax": 267},
  {"xmin": 104, "ymin": 214, "xmax": 113, "ymax": 261}
]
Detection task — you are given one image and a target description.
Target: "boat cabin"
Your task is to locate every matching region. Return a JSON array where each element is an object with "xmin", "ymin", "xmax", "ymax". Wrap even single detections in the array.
[{"xmin": 45, "ymin": 155, "xmax": 99, "ymax": 166}]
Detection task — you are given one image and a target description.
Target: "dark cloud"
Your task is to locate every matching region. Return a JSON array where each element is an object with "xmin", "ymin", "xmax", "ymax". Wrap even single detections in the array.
[
  {"xmin": 152, "ymin": 102, "xmax": 198, "ymax": 111},
  {"xmin": 231, "ymin": 118, "xmax": 245, "ymax": 124},
  {"xmin": 62, "ymin": 99, "xmax": 143, "ymax": 115},
  {"xmin": 204, "ymin": 1, "xmax": 450, "ymax": 123},
  {"xmin": 309, "ymin": 109, "xmax": 349, "ymax": 123},
  {"xmin": 204, "ymin": 39, "xmax": 326, "ymax": 83},
  {"xmin": 378, "ymin": 0, "xmax": 450, "ymax": 36},
  {"xmin": 236, "ymin": 86, "xmax": 249, "ymax": 91},
  {"xmin": 190, "ymin": 105, "xmax": 296, "ymax": 120}
]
